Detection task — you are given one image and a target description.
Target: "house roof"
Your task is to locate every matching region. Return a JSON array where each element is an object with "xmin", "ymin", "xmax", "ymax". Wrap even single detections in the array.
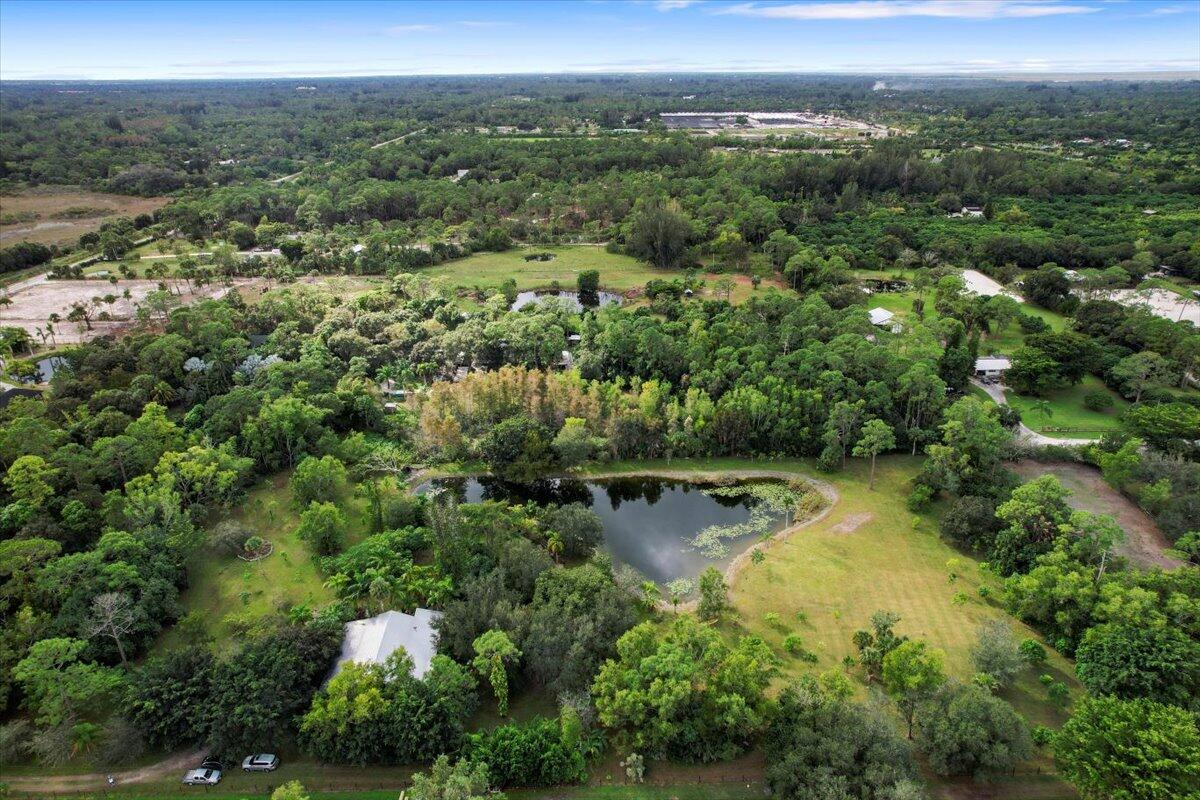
[
  {"xmin": 868, "ymin": 307, "xmax": 895, "ymax": 326},
  {"xmin": 975, "ymin": 356, "xmax": 1012, "ymax": 372},
  {"xmin": 331, "ymin": 609, "xmax": 442, "ymax": 680}
]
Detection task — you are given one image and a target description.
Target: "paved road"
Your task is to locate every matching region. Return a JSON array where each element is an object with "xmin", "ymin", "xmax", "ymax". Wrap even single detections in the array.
[{"xmin": 970, "ymin": 378, "xmax": 1100, "ymax": 446}]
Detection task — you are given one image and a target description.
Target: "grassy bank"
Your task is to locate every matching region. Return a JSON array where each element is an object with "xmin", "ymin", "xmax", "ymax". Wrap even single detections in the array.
[{"xmin": 1004, "ymin": 376, "xmax": 1128, "ymax": 438}]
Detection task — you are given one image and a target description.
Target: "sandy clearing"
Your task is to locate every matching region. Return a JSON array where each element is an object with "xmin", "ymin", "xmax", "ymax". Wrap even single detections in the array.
[
  {"xmin": 831, "ymin": 512, "xmax": 873, "ymax": 534},
  {"xmin": 962, "ymin": 269, "xmax": 1023, "ymax": 302},
  {"xmin": 5, "ymin": 278, "xmax": 254, "ymax": 343},
  {"xmin": 1011, "ymin": 460, "xmax": 1180, "ymax": 570},
  {"xmin": 1104, "ymin": 288, "xmax": 1198, "ymax": 324}
]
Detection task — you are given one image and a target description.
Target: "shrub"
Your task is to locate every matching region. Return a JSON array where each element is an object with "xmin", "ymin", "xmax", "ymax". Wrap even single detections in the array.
[
  {"xmin": 295, "ymin": 501, "xmax": 347, "ymax": 556},
  {"xmin": 466, "ymin": 716, "xmax": 585, "ymax": 788},
  {"xmin": 290, "ymin": 455, "xmax": 348, "ymax": 507},
  {"xmin": 210, "ymin": 520, "xmax": 252, "ymax": 556},
  {"xmin": 1083, "ymin": 390, "xmax": 1114, "ymax": 412},
  {"xmin": 1019, "ymin": 639, "xmax": 1047, "ymax": 667},
  {"xmin": 970, "ymin": 620, "xmax": 1027, "ymax": 691},
  {"xmin": 782, "ymin": 634, "xmax": 806, "ymax": 655},
  {"xmin": 1017, "ymin": 313, "xmax": 1049, "ymax": 334}
]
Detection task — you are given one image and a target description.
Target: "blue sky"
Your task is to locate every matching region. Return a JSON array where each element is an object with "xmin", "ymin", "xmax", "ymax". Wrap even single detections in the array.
[{"xmin": 1, "ymin": 0, "xmax": 1197, "ymax": 80}]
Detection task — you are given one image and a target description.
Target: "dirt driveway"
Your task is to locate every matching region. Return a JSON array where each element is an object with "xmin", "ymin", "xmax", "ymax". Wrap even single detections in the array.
[
  {"xmin": 1012, "ymin": 460, "xmax": 1179, "ymax": 570},
  {"xmin": 3, "ymin": 749, "xmax": 204, "ymax": 794}
]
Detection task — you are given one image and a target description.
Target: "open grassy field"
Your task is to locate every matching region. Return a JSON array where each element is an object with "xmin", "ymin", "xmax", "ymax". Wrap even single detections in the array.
[
  {"xmin": 1004, "ymin": 376, "xmax": 1128, "ymax": 438},
  {"xmin": 582, "ymin": 456, "xmax": 1079, "ymax": 798},
  {"xmin": 0, "ymin": 186, "xmax": 168, "ymax": 247},
  {"xmin": 583, "ymin": 457, "xmax": 1079, "ymax": 720},
  {"xmin": 428, "ymin": 245, "xmax": 791, "ymax": 306},
  {"xmin": 425, "ymin": 245, "xmax": 668, "ymax": 295},
  {"xmin": 155, "ymin": 472, "xmax": 368, "ymax": 653},
  {"xmin": 865, "ymin": 286, "xmax": 1069, "ymax": 353}
]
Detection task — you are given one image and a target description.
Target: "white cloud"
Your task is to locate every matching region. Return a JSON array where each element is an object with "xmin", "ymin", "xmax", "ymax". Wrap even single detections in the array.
[
  {"xmin": 385, "ymin": 24, "xmax": 437, "ymax": 35},
  {"xmin": 719, "ymin": 1, "xmax": 1101, "ymax": 21},
  {"xmin": 1148, "ymin": 3, "xmax": 1195, "ymax": 14},
  {"xmin": 655, "ymin": 0, "xmax": 702, "ymax": 10}
]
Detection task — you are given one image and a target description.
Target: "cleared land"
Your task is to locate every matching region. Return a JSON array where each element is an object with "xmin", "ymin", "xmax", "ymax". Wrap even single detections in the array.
[
  {"xmin": 4, "ymin": 277, "xmax": 247, "ymax": 343},
  {"xmin": 1003, "ymin": 376, "xmax": 1128, "ymax": 438},
  {"xmin": 0, "ymin": 187, "xmax": 168, "ymax": 246},
  {"xmin": 962, "ymin": 268, "xmax": 1023, "ymax": 302},
  {"xmin": 428, "ymin": 245, "xmax": 788, "ymax": 305},
  {"xmin": 1011, "ymin": 460, "xmax": 1179, "ymax": 570},
  {"xmin": 425, "ymin": 246, "xmax": 667, "ymax": 296},
  {"xmin": 1105, "ymin": 287, "xmax": 1199, "ymax": 324},
  {"xmin": 156, "ymin": 472, "xmax": 368, "ymax": 653}
]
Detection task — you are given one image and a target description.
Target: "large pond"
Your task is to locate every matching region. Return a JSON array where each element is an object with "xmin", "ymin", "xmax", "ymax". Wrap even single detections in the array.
[
  {"xmin": 510, "ymin": 290, "xmax": 622, "ymax": 313},
  {"xmin": 417, "ymin": 476, "xmax": 786, "ymax": 584}
]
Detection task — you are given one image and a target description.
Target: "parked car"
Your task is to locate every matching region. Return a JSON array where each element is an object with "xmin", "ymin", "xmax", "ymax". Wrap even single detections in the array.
[
  {"xmin": 199, "ymin": 756, "xmax": 225, "ymax": 771},
  {"xmin": 242, "ymin": 753, "xmax": 280, "ymax": 772},
  {"xmin": 182, "ymin": 768, "xmax": 222, "ymax": 786}
]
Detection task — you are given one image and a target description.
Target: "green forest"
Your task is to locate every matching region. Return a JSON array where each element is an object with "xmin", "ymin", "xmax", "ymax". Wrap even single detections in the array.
[{"xmin": 1, "ymin": 74, "xmax": 1198, "ymax": 800}]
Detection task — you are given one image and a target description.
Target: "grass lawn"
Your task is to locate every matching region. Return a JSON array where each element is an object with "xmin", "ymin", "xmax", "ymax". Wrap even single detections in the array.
[
  {"xmin": 1005, "ymin": 376, "xmax": 1128, "ymax": 438},
  {"xmin": 425, "ymin": 246, "xmax": 661, "ymax": 295},
  {"xmin": 154, "ymin": 472, "xmax": 369, "ymax": 653},
  {"xmin": 583, "ymin": 456, "xmax": 1078, "ymax": 797},
  {"xmin": 865, "ymin": 289, "xmax": 1068, "ymax": 354},
  {"xmin": 582, "ymin": 457, "xmax": 1079, "ymax": 720}
]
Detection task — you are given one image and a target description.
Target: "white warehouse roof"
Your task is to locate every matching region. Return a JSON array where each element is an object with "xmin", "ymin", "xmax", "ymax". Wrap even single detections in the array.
[{"xmin": 331, "ymin": 608, "xmax": 442, "ymax": 680}]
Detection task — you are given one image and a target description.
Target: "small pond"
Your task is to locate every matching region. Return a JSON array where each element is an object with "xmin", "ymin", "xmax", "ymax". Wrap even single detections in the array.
[
  {"xmin": 417, "ymin": 476, "xmax": 786, "ymax": 584},
  {"xmin": 35, "ymin": 356, "xmax": 66, "ymax": 382},
  {"xmin": 17, "ymin": 355, "xmax": 67, "ymax": 384},
  {"xmin": 510, "ymin": 290, "xmax": 622, "ymax": 313}
]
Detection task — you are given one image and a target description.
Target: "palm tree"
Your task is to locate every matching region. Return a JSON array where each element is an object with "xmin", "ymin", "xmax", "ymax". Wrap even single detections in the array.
[
  {"xmin": 640, "ymin": 581, "xmax": 662, "ymax": 608},
  {"xmin": 1030, "ymin": 398, "xmax": 1054, "ymax": 428},
  {"xmin": 369, "ymin": 576, "xmax": 392, "ymax": 614},
  {"xmin": 546, "ymin": 533, "xmax": 564, "ymax": 564},
  {"xmin": 151, "ymin": 380, "xmax": 176, "ymax": 405}
]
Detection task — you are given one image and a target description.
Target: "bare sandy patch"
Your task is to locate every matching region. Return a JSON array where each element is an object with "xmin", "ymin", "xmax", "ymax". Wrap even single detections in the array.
[
  {"xmin": 831, "ymin": 512, "xmax": 874, "ymax": 534},
  {"xmin": 1104, "ymin": 288, "xmax": 1198, "ymax": 325},
  {"xmin": 5, "ymin": 278, "xmax": 252, "ymax": 343}
]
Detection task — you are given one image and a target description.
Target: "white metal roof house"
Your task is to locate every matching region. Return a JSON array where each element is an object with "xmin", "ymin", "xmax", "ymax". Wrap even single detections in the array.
[
  {"xmin": 974, "ymin": 356, "xmax": 1012, "ymax": 379},
  {"xmin": 330, "ymin": 608, "xmax": 442, "ymax": 681},
  {"xmin": 868, "ymin": 307, "xmax": 902, "ymax": 333},
  {"xmin": 868, "ymin": 307, "xmax": 894, "ymax": 327}
]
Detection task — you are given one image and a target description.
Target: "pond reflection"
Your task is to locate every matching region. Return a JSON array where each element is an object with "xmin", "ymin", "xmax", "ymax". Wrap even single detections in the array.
[{"xmin": 417, "ymin": 476, "xmax": 782, "ymax": 584}]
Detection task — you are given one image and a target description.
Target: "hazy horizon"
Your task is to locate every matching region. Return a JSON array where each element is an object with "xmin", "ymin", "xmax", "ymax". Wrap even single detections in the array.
[{"xmin": 2, "ymin": 0, "xmax": 1198, "ymax": 81}]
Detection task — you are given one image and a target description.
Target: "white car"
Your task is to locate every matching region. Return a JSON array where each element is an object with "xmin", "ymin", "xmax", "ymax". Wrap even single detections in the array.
[
  {"xmin": 242, "ymin": 753, "xmax": 280, "ymax": 772},
  {"xmin": 182, "ymin": 768, "xmax": 222, "ymax": 786}
]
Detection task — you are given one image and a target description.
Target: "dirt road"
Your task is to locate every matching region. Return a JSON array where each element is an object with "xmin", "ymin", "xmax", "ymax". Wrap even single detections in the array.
[
  {"xmin": 4, "ymin": 749, "xmax": 204, "ymax": 794},
  {"xmin": 1011, "ymin": 460, "xmax": 1180, "ymax": 570}
]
